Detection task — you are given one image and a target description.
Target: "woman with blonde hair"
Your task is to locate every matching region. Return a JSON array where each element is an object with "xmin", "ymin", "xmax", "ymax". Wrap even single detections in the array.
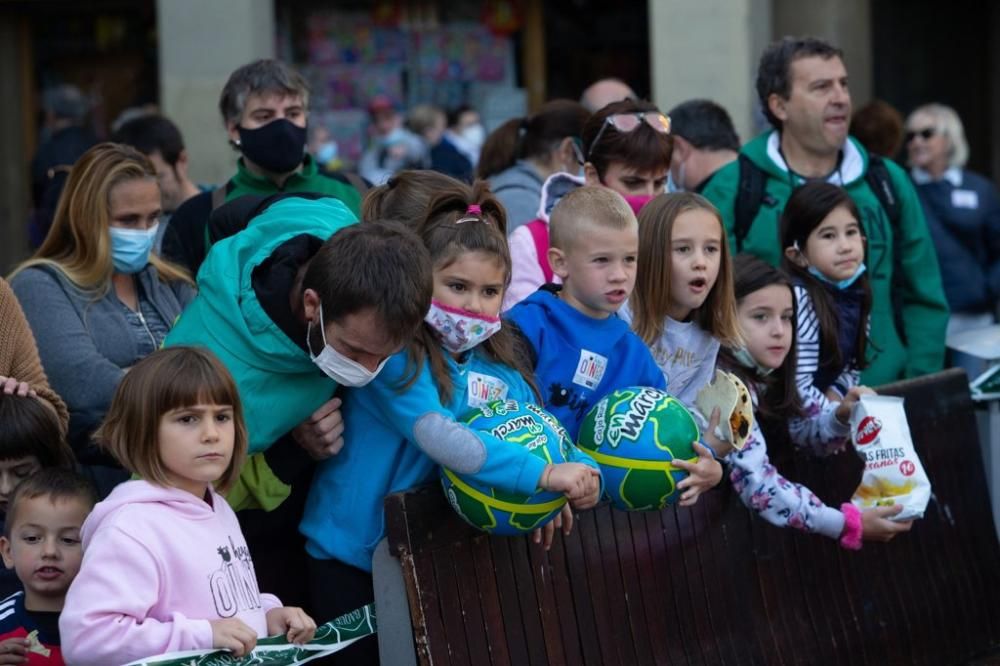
[
  {"xmin": 905, "ymin": 103, "xmax": 1000, "ymax": 377},
  {"xmin": 9, "ymin": 142, "xmax": 194, "ymax": 493}
]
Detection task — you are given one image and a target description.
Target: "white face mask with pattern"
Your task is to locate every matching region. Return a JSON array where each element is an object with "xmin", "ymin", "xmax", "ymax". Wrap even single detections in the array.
[
  {"xmin": 307, "ymin": 303, "xmax": 388, "ymax": 386},
  {"xmin": 424, "ymin": 299, "xmax": 502, "ymax": 354}
]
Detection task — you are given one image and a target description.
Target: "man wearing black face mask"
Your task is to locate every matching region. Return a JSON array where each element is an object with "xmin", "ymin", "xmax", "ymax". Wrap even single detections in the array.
[{"xmin": 162, "ymin": 59, "xmax": 368, "ymax": 276}]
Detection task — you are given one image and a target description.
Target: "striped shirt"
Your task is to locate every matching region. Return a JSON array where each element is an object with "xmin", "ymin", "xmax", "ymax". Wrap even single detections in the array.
[{"xmin": 792, "ymin": 284, "xmax": 864, "ymax": 452}]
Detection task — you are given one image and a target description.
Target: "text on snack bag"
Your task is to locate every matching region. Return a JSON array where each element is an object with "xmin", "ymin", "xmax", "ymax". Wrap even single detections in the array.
[
  {"xmin": 855, "ymin": 416, "xmax": 883, "ymax": 445},
  {"xmin": 860, "ymin": 446, "xmax": 907, "ymax": 469}
]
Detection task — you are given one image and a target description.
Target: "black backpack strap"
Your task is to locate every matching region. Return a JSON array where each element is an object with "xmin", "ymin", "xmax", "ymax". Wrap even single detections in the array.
[
  {"xmin": 341, "ymin": 171, "xmax": 370, "ymax": 196},
  {"xmin": 210, "ymin": 184, "xmax": 228, "ymax": 211},
  {"xmin": 733, "ymin": 154, "xmax": 767, "ymax": 253},
  {"xmin": 865, "ymin": 155, "xmax": 907, "ymax": 344},
  {"xmin": 206, "ymin": 192, "xmax": 331, "ymax": 247},
  {"xmin": 865, "ymin": 155, "xmax": 900, "ymax": 224}
]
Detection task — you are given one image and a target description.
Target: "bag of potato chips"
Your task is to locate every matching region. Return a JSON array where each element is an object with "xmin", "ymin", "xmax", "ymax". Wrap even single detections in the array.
[{"xmin": 850, "ymin": 395, "xmax": 930, "ymax": 521}]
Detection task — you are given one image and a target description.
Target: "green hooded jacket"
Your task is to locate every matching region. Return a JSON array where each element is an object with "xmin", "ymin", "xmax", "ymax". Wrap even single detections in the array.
[
  {"xmin": 702, "ymin": 131, "xmax": 948, "ymax": 386},
  {"xmin": 165, "ymin": 196, "xmax": 357, "ymax": 510}
]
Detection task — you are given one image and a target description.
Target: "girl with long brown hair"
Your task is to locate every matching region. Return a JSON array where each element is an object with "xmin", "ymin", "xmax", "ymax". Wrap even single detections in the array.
[
  {"xmin": 779, "ymin": 181, "xmax": 874, "ymax": 446},
  {"xmin": 717, "ymin": 254, "xmax": 909, "ymax": 548},
  {"xmin": 623, "ymin": 192, "xmax": 742, "ymax": 407}
]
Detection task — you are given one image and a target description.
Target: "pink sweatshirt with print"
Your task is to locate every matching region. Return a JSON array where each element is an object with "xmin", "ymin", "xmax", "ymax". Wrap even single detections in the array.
[{"xmin": 60, "ymin": 480, "xmax": 281, "ymax": 666}]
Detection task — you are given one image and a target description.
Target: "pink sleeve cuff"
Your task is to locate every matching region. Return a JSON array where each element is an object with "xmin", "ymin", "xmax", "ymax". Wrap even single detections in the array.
[{"xmin": 839, "ymin": 502, "xmax": 863, "ymax": 550}]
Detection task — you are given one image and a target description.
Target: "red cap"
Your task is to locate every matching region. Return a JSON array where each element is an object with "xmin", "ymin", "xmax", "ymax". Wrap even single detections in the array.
[{"xmin": 367, "ymin": 94, "xmax": 396, "ymax": 115}]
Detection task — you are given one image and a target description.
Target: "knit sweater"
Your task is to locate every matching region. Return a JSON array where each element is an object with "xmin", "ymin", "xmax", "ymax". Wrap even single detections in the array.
[
  {"xmin": 10, "ymin": 265, "xmax": 193, "ymax": 460},
  {"xmin": 0, "ymin": 277, "xmax": 69, "ymax": 433}
]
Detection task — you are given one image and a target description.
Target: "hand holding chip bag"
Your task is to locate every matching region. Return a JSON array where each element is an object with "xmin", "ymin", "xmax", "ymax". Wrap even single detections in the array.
[{"xmin": 850, "ymin": 395, "xmax": 930, "ymax": 521}]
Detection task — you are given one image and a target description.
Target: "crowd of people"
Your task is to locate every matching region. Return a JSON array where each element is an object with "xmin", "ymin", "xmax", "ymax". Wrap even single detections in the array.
[{"xmin": 2, "ymin": 33, "xmax": 998, "ymax": 665}]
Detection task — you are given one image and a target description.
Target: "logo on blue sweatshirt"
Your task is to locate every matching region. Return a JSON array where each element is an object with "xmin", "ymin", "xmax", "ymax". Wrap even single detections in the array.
[{"xmin": 573, "ymin": 349, "xmax": 608, "ymax": 389}]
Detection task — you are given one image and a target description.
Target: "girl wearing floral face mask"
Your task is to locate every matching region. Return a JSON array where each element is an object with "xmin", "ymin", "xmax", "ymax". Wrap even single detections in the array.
[
  {"xmin": 8, "ymin": 143, "xmax": 193, "ymax": 496},
  {"xmin": 300, "ymin": 181, "xmax": 602, "ymax": 664}
]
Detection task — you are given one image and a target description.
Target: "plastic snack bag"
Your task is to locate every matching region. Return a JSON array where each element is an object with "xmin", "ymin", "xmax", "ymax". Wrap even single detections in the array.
[{"xmin": 850, "ymin": 395, "xmax": 931, "ymax": 521}]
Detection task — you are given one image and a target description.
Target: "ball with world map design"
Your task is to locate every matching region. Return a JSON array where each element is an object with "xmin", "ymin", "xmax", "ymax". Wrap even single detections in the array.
[
  {"xmin": 441, "ymin": 400, "xmax": 573, "ymax": 535},
  {"xmin": 577, "ymin": 387, "xmax": 699, "ymax": 511}
]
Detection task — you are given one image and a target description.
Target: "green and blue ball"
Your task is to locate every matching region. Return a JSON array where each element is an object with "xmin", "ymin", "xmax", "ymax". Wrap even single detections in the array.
[
  {"xmin": 577, "ymin": 387, "xmax": 699, "ymax": 511},
  {"xmin": 441, "ymin": 400, "xmax": 572, "ymax": 535}
]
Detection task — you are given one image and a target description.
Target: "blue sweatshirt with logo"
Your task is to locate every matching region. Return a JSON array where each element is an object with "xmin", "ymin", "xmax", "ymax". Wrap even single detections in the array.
[
  {"xmin": 300, "ymin": 344, "xmax": 597, "ymax": 572},
  {"xmin": 507, "ymin": 287, "xmax": 667, "ymax": 440}
]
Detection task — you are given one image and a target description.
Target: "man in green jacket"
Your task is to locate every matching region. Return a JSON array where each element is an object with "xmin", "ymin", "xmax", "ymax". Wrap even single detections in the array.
[
  {"xmin": 162, "ymin": 58, "xmax": 368, "ymax": 276},
  {"xmin": 702, "ymin": 36, "xmax": 948, "ymax": 385}
]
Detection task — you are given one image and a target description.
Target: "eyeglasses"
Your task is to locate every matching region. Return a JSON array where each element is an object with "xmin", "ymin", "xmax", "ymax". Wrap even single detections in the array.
[
  {"xmin": 587, "ymin": 112, "xmax": 671, "ymax": 159},
  {"xmin": 905, "ymin": 127, "xmax": 936, "ymax": 143}
]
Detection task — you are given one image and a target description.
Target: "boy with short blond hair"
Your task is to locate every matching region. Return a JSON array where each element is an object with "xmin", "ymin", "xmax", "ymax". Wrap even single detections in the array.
[
  {"xmin": 547, "ymin": 185, "xmax": 636, "ymax": 250},
  {"xmin": 508, "ymin": 186, "xmax": 722, "ymax": 505},
  {"xmin": 507, "ymin": 186, "xmax": 665, "ymax": 438},
  {"xmin": 0, "ymin": 469, "xmax": 96, "ymax": 664}
]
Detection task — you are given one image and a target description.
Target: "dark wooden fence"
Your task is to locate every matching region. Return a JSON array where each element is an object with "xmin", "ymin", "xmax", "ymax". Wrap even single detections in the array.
[{"xmin": 382, "ymin": 369, "xmax": 1000, "ymax": 665}]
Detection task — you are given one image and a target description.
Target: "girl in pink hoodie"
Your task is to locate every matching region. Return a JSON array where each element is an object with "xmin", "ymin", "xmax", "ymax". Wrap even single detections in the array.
[{"xmin": 59, "ymin": 347, "xmax": 316, "ymax": 665}]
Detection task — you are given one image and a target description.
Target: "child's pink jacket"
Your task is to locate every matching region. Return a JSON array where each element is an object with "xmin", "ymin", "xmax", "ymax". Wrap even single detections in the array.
[{"xmin": 60, "ymin": 480, "xmax": 281, "ymax": 665}]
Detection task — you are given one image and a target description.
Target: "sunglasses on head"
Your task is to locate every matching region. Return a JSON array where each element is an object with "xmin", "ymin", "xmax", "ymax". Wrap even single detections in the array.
[
  {"xmin": 587, "ymin": 112, "xmax": 671, "ymax": 159},
  {"xmin": 905, "ymin": 127, "xmax": 936, "ymax": 143}
]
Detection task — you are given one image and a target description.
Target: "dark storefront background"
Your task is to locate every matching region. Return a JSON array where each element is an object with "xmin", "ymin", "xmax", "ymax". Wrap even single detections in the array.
[{"xmin": 872, "ymin": 0, "xmax": 998, "ymax": 177}]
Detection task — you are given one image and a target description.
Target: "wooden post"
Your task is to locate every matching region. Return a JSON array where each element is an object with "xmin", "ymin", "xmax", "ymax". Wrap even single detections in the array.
[{"xmin": 521, "ymin": 0, "xmax": 546, "ymax": 113}]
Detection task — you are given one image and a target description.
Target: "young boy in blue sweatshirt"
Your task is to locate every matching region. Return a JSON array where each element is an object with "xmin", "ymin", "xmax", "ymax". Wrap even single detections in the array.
[{"xmin": 507, "ymin": 186, "xmax": 722, "ymax": 503}]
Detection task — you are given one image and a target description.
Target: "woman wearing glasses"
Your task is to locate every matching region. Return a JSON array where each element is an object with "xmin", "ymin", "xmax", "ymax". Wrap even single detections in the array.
[
  {"xmin": 503, "ymin": 98, "xmax": 673, "ymax": 309},
  {"xmin": 905, "ymin": 103, "xmax": 1000, "ymax": 377}
]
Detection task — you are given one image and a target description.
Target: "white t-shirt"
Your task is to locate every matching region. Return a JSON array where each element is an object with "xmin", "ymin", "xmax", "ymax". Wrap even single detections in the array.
[{"xmin": 619, "ymin": 303, "xmax": 720, "ymax": 408}]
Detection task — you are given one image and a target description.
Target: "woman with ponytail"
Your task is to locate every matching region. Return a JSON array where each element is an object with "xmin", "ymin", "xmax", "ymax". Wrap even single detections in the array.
[{"xmin": 479, "ymin": 100, "xmax": 590, "ymax": 234}]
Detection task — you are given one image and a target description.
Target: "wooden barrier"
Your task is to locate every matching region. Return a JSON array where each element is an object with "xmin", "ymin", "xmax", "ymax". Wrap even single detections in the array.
[{"xmin": 378, "ymin": 369, "xmax": 1000, "ymax": 665}]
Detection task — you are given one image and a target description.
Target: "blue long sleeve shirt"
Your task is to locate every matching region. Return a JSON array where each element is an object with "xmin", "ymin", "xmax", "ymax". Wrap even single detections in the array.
[{"xmin": 300, "ymin": 345, "xmax": 596, "ymax": 572}]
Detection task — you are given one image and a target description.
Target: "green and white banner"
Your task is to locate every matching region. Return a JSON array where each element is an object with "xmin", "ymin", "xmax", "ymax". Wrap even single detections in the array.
[{"xmin": 123, "ymin": 604, "xmax": 376, "ymax": 666}]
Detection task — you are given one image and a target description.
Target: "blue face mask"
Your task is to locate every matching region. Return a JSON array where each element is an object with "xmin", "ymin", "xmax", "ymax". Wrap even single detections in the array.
[
  {"xmin": 315, "ymin": 141, "xmax": 338, "ymax": 165},
  {"xmin": 808, "ymin": 263, "xmax": 867, "ymax": 290},
  {"xmin": 667, "ymin": 161, "xmax": 686, "ymax": 193},
  {"xmin": 109, "ymin": 225, "xmax": 158, "ymax": 274},
  {"xmin": 732, "ymin": 346, "xmax": 775, "ymax": 377},
  {"xmin": 380, "ymin": 127, "xmax": 407, "ymax": 148}
]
